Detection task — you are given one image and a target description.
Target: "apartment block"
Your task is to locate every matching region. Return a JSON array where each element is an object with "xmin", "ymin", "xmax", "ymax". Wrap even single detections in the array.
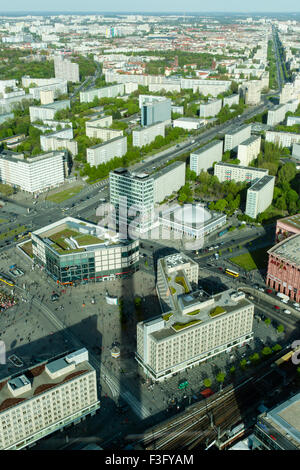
[
  {"xmin": 214, "ymin": 162, "xmax": 268, "ymax": 183},
  {"xmin": 153, "ymin": 161, "xmax": 186, "ymax": 203},
  {"xmin": 287, "ymin": 116, "xmax": 300, "ymax": 126},
  {"xmin": 223, "ymin": 94, "xmax": 239, "ymax": 107},
  {"xmin": 86, "ymin": 136, "xmax": 127, "ymax": 167},
  {"xmin": 54, "ymin": 55, "xmax": 79, "ymax": 83},
  {"xmin": 245, "ymin": 175, "xmax": 275, "ymax": 219},
  {"xmin": 199, "ymin": 99, "xmax": 222, "ymax": 118},
  {"xmin": 237, "ymin": 135, "xmax": 261, "ymax": 166},
  {"xmin": 86, "ymin": 126, "xmax": 123, "ymax": 142},
  {"xmin": 139, "ymin": 95, "xmax": 171, "ymax": 127},
  {"xmin": 0, "ymin": 348, "xmax": 100, "ymax": 450},
  {"xmin": 29, "ymin": 100, "xmax": 70, "ymax": 123},
  {"xmin": 267, "ymin": 104, "xmax": 287, "ymax": 126},
  {"xmin": 40, "ymin": 128, "xmax": 78, "ymax": 156},
  {"xmin": 40, "ymin": 90, "xmax": 54, "ymax": 105},
  {"xmin": 265, "ymin": 130, "xmax": 300, "ymax": 148},
  {"xmin": 86, "ymin": 115, "xmax": 112, "ymax": 130},
  {"xmin": 241, "ymin": 81, "xmax": 262, "ymax": 105},
  {"xmin": 0, "ymin": 150, "xmax": 65, "ymax": 193},
  {"xmin": 132, "ymin": 121, "xmax": 166, "ymax": 147},
  {"xmin": 292, "ymin": 143, "xmax": 300, "ymax": 160},
  {"xmin": 224, "ymin": 124, "xmax": 252, "ymax": 152},
  {"xmin": 149, "ymin": 83, "xmax": 181, "ymax": 93},
  {"xmin": 190, "ymin": 140, "xmax": 223, "ymax": 174},
  {"xmin": 80, "ymin": 84, "xmax": 125, "ymax": 103}
]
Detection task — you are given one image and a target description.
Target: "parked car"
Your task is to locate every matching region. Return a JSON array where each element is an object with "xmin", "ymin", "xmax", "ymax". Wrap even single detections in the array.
[
  {"xmin": 284, "ymin": 309, "xmax": 291, "ymax": 315},
  {"xmin": 274, "ymin": 305, "xmax": 280, "ymax": 310},
  {"xmin": 293, "ymin": 302, "xmax": 300, "ymax": 308}
]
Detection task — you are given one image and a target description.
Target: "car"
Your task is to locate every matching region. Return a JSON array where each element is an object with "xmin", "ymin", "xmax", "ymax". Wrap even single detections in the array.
[
  {"xmin": 282, "ymin": 299, "xmax": 289, "ymax": 304},
  {"xmin": 259, "ymin": 288, "xmax": 264, "ymax": 292},
  {"xmin": 293, "ymin": 303, "xmax": 300, "ymax": 308},
  {"xmin": 274, "ymin": 305, "xmax": 280, "ymax": 310},
  {"xmin": 284, "ymin": 309, "xmax": 291, "ymax": 315},
  {"xmin": 266, "ymin": 289, "xmax": 273, "ymax": 294}
]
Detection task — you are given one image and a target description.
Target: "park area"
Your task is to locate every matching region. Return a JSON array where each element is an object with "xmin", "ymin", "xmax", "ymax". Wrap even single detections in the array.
[
  {"xmin": 230, "ymin": 246, "xmax": 272, "ymax": 271},
  {"xmin": 46, "ymin": 184, "xmax": 84, "ymax": 204}
]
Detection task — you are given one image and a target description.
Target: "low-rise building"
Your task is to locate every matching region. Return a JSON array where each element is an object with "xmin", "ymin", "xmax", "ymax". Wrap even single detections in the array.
[
  {"xmin": 266, "ymin": 234, "xmax": 300, "ymax": 303},
  {"xmin": 32, "ymin": 216, "xmax": 139, "ymax": 284},
  {"xmin": 190, "ymin": 140, "xmax": 223, "ymax": 174},
  {"xmin": 173, "ymin": 117, "xmax": 205, "ymax": 131},
  {"xmin": 275, "ymin": 213, "xmax": 300, "ymax": 243},
  {"xmin": 0, "ymin": 348, "xmax": 100, "ymax": 450},
  {"xmin": 237, "ymin": 135, "xmax": 261, "ymax": 166},
  {"xmin": 86, "ymin": 126, "xmax": 123, "ymax": 141},
  {"xmin": 245, "ymin": 175, "xmax": 275, "ymax": 219},
  {"xmin": 86, "ymin": 136, "xmax": 127, "ymax": 167}
]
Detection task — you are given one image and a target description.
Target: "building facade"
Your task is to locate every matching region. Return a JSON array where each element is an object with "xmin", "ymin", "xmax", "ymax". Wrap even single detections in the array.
[
  {"xmin": 0, "ymin": 348, "xmax": 100, "ymax": 450},
  {"xmin": 265, "ymin": 131, "xmax": 300, "ymax": 148},
  {"xmin": 245, "ymin": 175, "xmax": 275, "ymax": 219},
  {"xmin": 139, "ymin": 95, "xmax": 171, "ymax": 127},
  {"xmin": 80, "ymin": 84, "xmax": 125, "ymax": 103},
  {"xmin": 275, "ymin": 213, "xmax": 300, "ymax": 243},
  {"xmin": 132, "ymin": 121, "xmax": 166, "ymax": 147},
  {"xmin": 86, "ymin": 136, "xmax": 127, "ymax": 167},
  {"xmin": 199, "ymin": 99, "xmax": 222, "ymax": 118},
  {"xmin": 224, "ymin": 125, "xmax": 252, "ymax": 152},
  {"xmin": 266, "ymin": 234, "xmax": 300, "ymax": 303},
  {"xmin": 214, "ymin": 162, "xmax": 269, "ymax": 183},
  {"xmin": 237, "ymin": 135, "xmax": 261, "ymax": 166},
  {"xmin": 32, "ymin": 217, "xmax": 139, "ymax": 284},
  {"xmin": 153, "ymin": 161, "xmax": 186, "ymax": 203},
  {"xmin": 190, "ymin": 140, "xmax": 223, "ymax": 174},
  {"xmin": 54, "ymin": 56, "xmax": 80, "ymax": 83}
]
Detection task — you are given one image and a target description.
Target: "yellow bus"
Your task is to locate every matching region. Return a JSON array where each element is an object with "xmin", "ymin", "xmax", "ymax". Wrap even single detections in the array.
[{"xmin": 225, "ymin": 269, "xmax": 239, "ymax": 278}]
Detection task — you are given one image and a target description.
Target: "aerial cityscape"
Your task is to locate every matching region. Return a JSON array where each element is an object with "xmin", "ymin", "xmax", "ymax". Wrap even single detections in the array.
[{"xmin": 1, "ymin": 3, "xmax": 300, "ymax": 455}]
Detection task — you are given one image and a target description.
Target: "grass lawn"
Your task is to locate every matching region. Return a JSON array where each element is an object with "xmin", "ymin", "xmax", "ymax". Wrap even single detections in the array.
[
  {"xmin": 0, "ymin": 225, "xmax": 27, "ymax": 241},
  {"xmin": 0, "ymin": 218, "xmax": 8, "ymax": 224},
  {"xmin": 230, "ymin": 246, "xmax": 272, "ymax": 271},
  {"xmin": 46, "ymin": 185, "xmax": 84, "ymax": 203}
]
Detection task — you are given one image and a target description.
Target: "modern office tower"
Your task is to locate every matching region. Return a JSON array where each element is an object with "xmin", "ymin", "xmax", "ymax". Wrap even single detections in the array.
[
  {"xmin": 253, "ymin": 392, "xmax": 300, "ymax": 450},
  {"xmin": 153, "ymin": 161, "xmax": 185, "ymax": 203},
  {"xmin": 265, "ymin": 131, "xmax": 300, "ymax": 148},
  {"xmin": 267, "ymin": 104, "xmax": 287, "ymax": 126},
  {"xmin": 0, "ymin": 348, "xmax": 100, "ymax": 450},
  {"xmin": 40, "ymin": 90, "xmax": 54, "ymax": 105},
  {"xmin": 292, "ymin": 143, "xmax": 300, "ymax": 159},
  {"xmin": 190, "ymin": 140, "xmax": 223, "ymax": 174},
  {"xmin": 237, "ymin": 135, "xmax": 261, "ymax": 166},
  {"xmin": 139, "ymin": 95, "xmax": 171, "ymax": 127},
  {"xmin": 275, "ymin": 213, "xmax": 300, "ymax": 243},
  {"xmin": 199, "ymin": 99, "xmax": 222, "ymax": 118},
  {"xmin": 54, "ymin": 55, "xmax": 80, "ymax": 83},
  {"xmin": 40, "ymin": 128, "xmax": 78, "ymax": 156},
  {"xmin": 266, "ymin": 234, "xmax": 300, "ymax": 303},
  {"xmin": 245, "ymin": 175, "xmax": 275, "ymax": 219},
  {"xmin": 31, "ymin": 217, "xmax": 139, "ymax": 284},
  {"xmin": 136, "ymin": 252, "xmax": 254, "ymax": 381},
  {"xmin": 224, "ymin": 125, "xmax": 252, "ymax": 152},
  {"xmin": 29, "ymin": 100, "xmax": 70, "ymax": 123},
  {"xmin": 132, "ymin": 121, "xmax": 166, "ymax": 147},
  {"xmin": 287, "ymin": 116, "xmax": 300, "ymax": 126},
  {"xmin": 223, "ymin": 94, "xmax": 239, "ymax": 107},
  {"xmin": 80, "ymin": 84, "xmax": 125, "ymax": 103},
  {"xmin": 173, "ymin": 117, "xmax": 205, "ymax": 131},
  {"xmin": 0, "ymin": 150, "xmax": 65, "ymax": 193},
  {"xmin": 86, "ymin": 136, "xmax": 127, "ymax": 167},
  {"xmin": 109, "ymin": 168, "xmax": 155, "ymax": 235},
  {"xmin": 214, "ymin": 162, "xmax": 269, "ymax": 183}
]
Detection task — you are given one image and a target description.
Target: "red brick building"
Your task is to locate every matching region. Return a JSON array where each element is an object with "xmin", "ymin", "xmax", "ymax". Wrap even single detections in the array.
[
  {"xmin": 275, "ymin": 213, "xmax": 300, "ymax": 243},
  {"xmin": 266, "ymin": 234, "xmax": 300, "ymax": 303}
]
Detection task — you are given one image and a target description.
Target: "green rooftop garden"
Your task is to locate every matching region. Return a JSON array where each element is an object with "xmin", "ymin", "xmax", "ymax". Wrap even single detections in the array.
[
  {"xmin": 172, "ymin": 319, "xmax": 201, "ymax": 331},
  {"xmin": 186, "ymin": 309, "xmax": 201, "ymax": 316},
  {"xmin": 74, "ymin": 234, "xmax": 104, "ymax": 246},
  {"xmin": 175, "ymin": 276, "xmax": 189, "ymax": 293},
  {"xmin": 49, "ymin": 227, "xmax": 104, "ymax": 253},
  {"xmin": 163, "ymin": 313, "xmax": 173, "ymax": 321},
  {"xmin": 210, "ymin": 306, "xmax": 226, "ymax": 318}
]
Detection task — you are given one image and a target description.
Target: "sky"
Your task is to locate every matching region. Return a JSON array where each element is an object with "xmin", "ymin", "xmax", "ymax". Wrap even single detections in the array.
[{"xmin": 1, "ymin": 0, "xmax": 300, "ymax": 13}]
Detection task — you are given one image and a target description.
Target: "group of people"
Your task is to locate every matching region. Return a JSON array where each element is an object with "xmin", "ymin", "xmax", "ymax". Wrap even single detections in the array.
[{"xmin": 0, "ymin": 290, "xmax": 17, "ymax": 311}]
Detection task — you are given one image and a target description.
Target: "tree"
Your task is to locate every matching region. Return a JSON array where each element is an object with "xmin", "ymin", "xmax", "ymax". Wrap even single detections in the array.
[
  {"xmin": 264, "ymin": 317, "xmax": 271, "ymax": 327},
  {"xmin": 249, "ymin": 352, "xmax": 260, "ymax": 364},
  {"xmin": 272, "ymin": 344, "xmax": 282, "ymax": 353},
  {"xmin": 277, "ymin": 162, "xmax": 296, "ymax": 185},
  {"xmin": 277, "ymin": 324, "xmax": 284, "ymax": 334},
  {"xmin": 216, "ymin": 372, "xmax": 226, "ymax": 383},
  {"xmin": 240, "ymin": 359, "xmax": 247, "ymax": 370},
  {"xmin": 261, "ymin": 346, "xmax": 272, "ymax": 358},
  {"xmin": 229, "ymin": 366, "xmax": 236, "ymax": 374},
  {"xmin": 203, "ymin": 378, "xmax": 212, "ymax": 388}
]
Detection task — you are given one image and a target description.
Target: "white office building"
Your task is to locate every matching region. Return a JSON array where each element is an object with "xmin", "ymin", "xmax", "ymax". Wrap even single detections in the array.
[
  {"xmin": 132, "ymin": 121, "xmax": 166, "ymax": 147},
  {"xmin": 245, "ymin": 175, "xmax": 275, "ymax": 219},
  {"xmin": 54, "ymin": 55, "xmax": 80, "ymax": 83},
  {"xmin": 199, "ymin": 99, "xmax": 222, "ymax": 118},
  {"xmin": 0, "ymin": 150, "xmax": 65, "ymax": 193},
  {"xmin": 237, "ymin": 135, "xmax": 261, "ymax": 166},
  {"xmin": 87, "ymin": 136, "xmax": 127, "ymax": 167},
  {"xmin": 80, "ymin": 84, "xmax": 125, "ymax": 103},
  {"xmin": 0, "ymin": 348, "xmax": 100, "ymax": 450},
  {"xmin": 136, "ymin": 252, "xmax": 254, "ymax": 381},
  {"xmin": 224, "ymin": 125, "xmax": 252, "ymax": 152},
  {"xmin": 214, "ymin": 162, "xmax": 269, "ymax": 183},
  {"xmin": 265, "ymin": 130, "xmax": 300, "ymax": 148},
  {"xmin": 139, "ymin": 95, "xmax": 172, "ymax": 127},
  {"xmin": 190, "ymin": 140, "xmax": 223, "ymax": 174},
  {"xmin": 153, "ymin": 161, "xmax": 186, "ymax": 203}
]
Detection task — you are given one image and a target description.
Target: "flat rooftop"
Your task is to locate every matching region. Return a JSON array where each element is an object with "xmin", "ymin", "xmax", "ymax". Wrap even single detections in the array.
[
  {"xmin": 225, "ymin": 124, "xmax": 251, "ymax": 136},
  {"xmin": 153, "ymin": 160, "xmax": 184, "ymax": 180},
  {"xmin": 215, "ymin": 162, "xmax": 268, "ymax": 173},
  {"xmin": 0, "ymin": 150, "xmax": 64, "ymax": 164},
  {"xmin": 268, "ymin": 234, "xmax": 300, "ymax": 266},
  {"xmin": 278, "ymin": 214, "xmax": 300, "ymax": 232},
  {"xmin": 239, "ymin": 135, "xmax": 261, "ymax": 146},
  {"xmin": 249, "ymin": 175, "xmax": 274, "ymax": 192},
  {"xmin": 191, "ymin": 139, "xmax": 222, "ymax": 155},
  {"xmin": 89, "ymin": 135, "xmax": 125, "ymax": 149}
]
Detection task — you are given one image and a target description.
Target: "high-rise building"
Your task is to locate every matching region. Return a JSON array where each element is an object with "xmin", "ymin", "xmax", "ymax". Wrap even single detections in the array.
[
  {"xmin": 109, "ymin": 168, "xmax": 155, "ymax": 235},
  {"xmin": 139, "ymin": 95, "xmax": 171, "ymax": 127},
  {"xmin": 132, "ymin": 121, "xmax": 166, "ymax": 147},
  {"xmin": 54, "ymin": 55, "xmax": 79, "ymax": 83},
  {"xmin": 265, "ymin": 131, "xmax": 300, "ymax": 148},
  {"xmin": 190, "ymin": 140, "xmax": 223, "ymax": 174},
  {"xmin": 266, "ymin": 234, "xmax": 300, "ymax": 303},
  {"xmin": 199, "ymin": 99, "xmax": 222, "ymax": 118},
  {"xmin": 245, "ymin": 175, "xmax": 275, "ymax": 219},
  {"xmin": 214, "ymin": 162, "xmax": 268, "ymax": 183},
  {"xmin": 86, "ymin": 136, "xmax": 127, "ymax": 167},
  {"xmin": 267, "ymin": 104, "xmax": 287, "ymax": 127},
  {"xmin": 136, "ymin": 253, "xmax": 254, "ymax": 381},
  {"xmin": 32, "ymin": 217, "xmax": 139, "ymax": 284},
  {"xmin": 224, "ymin": 125, "xmax": 252, "ymax": 152},
  {"xmin": 237, "ymin": 135, "xmax": 261, "ymax": 166},
  {"xmin": 153, "ymin": 161, "xmax": 186, "ymax": 203},
  {"xmin": 0, "ymin": 348, "xmax": 100, "ymax": 450}
]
